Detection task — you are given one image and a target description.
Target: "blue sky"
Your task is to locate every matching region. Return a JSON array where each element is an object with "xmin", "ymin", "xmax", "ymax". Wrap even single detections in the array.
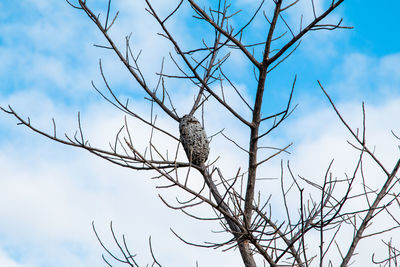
[{"xmin": 1, "ymin": 1, "xmax": 400, "ymax": 266}]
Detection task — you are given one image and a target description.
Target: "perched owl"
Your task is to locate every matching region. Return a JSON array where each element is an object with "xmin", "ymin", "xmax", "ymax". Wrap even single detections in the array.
[{"xmin": 179, "ymin": 114, "xmax": 209, "ymax": 166}]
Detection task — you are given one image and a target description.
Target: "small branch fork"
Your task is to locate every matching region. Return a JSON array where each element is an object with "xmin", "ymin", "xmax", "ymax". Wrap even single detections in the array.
[{"xmin": 92, "ymin": 221, "xmax": 162, "ymax": 267}]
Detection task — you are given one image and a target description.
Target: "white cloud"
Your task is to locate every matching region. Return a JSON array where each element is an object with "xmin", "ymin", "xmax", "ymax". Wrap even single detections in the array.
[
  {"xmin": 331, "ymin": 53, "xmax": 400, "ymax": 101},
  {"xmin": 0, "ymin": 249, "xmax": 27, "ymax": 267}
]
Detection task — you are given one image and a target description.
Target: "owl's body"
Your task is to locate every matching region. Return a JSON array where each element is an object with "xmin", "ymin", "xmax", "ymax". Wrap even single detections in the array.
[{"xmin": 179, "ymin": 115, "xmax": 209, "ymax": 166}]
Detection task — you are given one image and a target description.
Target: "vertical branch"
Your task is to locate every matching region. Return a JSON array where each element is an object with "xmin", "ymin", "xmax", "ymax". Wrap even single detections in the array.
[
  {"xmin": 263, "ymin": 0, "xmax": 283, "ymax": 65},
  {"xmin": 244, "ymin": 0, "xmax": 282, "ymax": 236}
]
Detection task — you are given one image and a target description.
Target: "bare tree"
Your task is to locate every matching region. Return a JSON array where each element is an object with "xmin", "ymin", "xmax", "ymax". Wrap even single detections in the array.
[{"xmin": 2, "ymin": 0, "xmax": 400, "ymax": 266}]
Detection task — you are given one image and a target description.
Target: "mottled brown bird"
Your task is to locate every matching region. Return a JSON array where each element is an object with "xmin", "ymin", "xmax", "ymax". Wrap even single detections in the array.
[{"xmin": 179, "ymin": 115, "xmax": 209, "ymax": 166}]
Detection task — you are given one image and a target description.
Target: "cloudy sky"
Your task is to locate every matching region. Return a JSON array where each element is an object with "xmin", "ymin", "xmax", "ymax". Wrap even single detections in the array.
[{"xmin": 1, "ymin": 0, "xmax": 400, "ymax": 266}]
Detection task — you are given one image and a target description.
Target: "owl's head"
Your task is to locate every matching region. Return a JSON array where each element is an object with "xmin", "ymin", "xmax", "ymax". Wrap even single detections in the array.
[
  {"xmin": 179, "ymin": 114, "xmax": 202, "ymax": 132},
  {"xmin": 181, "ymin": 114, "xmax": 195, "ymax": 122}
]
